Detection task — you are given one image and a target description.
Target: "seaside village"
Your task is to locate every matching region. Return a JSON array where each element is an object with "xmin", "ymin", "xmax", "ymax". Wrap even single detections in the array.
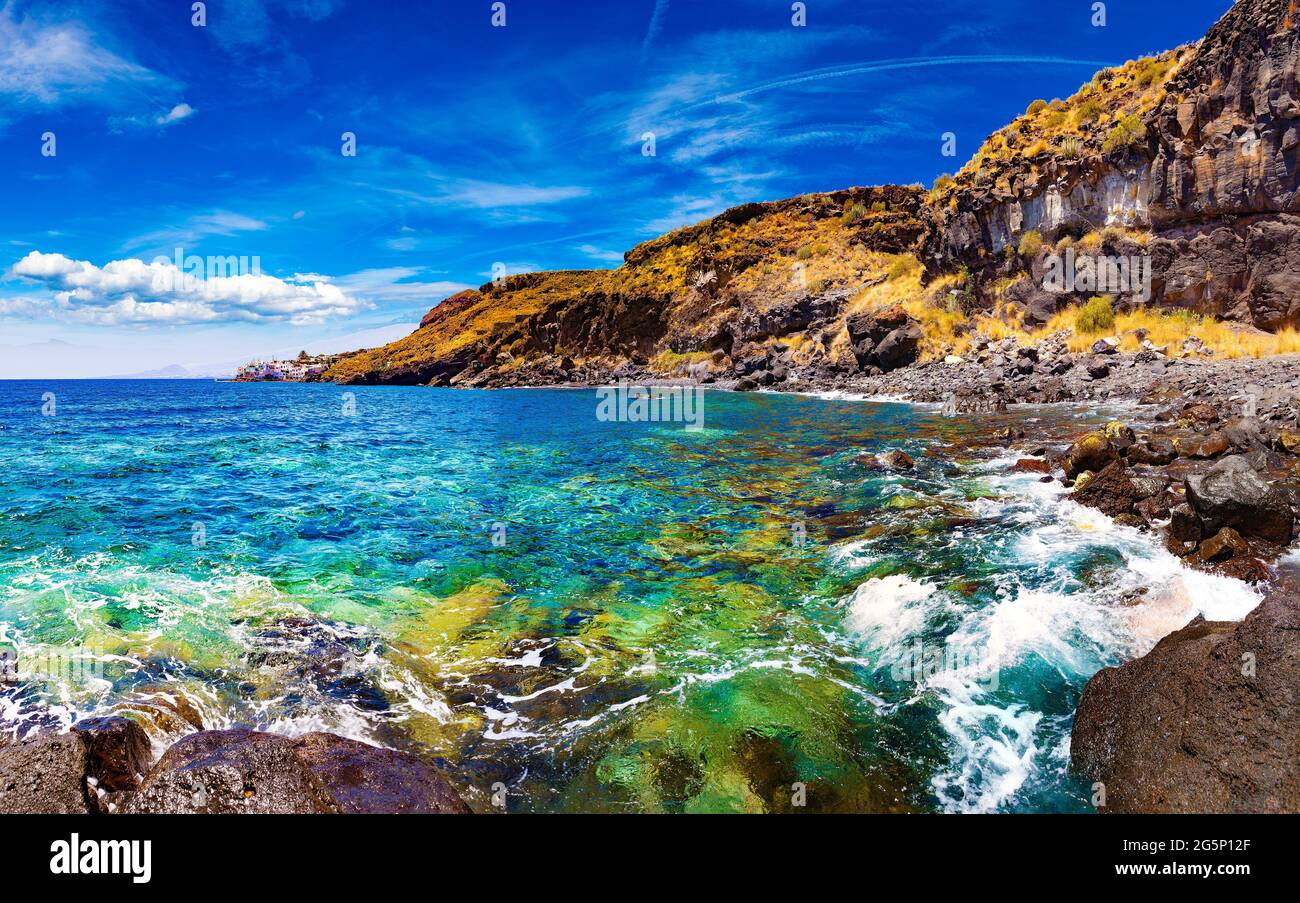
[{"xmin": 235, "ymin": 351, "xmax": 338, "ymax": 382}]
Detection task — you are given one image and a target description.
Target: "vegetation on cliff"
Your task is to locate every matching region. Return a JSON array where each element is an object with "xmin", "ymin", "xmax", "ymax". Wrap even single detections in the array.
[{"xmin": 327, "ymin": 0, "xmax": 1300, "ymax": 388}]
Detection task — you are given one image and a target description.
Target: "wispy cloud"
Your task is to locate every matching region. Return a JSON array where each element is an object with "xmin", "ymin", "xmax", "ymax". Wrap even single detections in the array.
[
  {"xmin": 0, "ymin": 4, "xmax": 172, "ymax": 107},
  {"xmin": 122, "ymin": 211, "xmax": 270, "ymax": 253}
]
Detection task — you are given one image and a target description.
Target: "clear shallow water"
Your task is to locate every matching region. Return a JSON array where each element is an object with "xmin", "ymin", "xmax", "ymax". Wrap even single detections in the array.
[{"xmin": 0, "ymin": 380, "xmax": 1261, "ymax": 812}]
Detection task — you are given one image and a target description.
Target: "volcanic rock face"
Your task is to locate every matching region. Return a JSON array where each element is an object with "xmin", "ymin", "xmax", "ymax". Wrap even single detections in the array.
[
  {"xmin": 0, "ymin": 717, "xmax": 151, "ymax": 813},
  {"xmin": 1071, "ymin": 578, "xmax": 1300, "ymax": 813},
  {"xmin": 926, "ymin": 0, "xmax": 1300, "ymax": 329},
  {"xmin": 323, "ymin": 0, "xmax": 1297, "ymax": 387},
  {"xmin": 116, "ymin": 729, "xmax": 471, "ymax": 814}
]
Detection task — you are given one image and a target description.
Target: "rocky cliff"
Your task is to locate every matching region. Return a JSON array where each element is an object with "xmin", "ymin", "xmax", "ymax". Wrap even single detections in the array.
[{"xmin": 327, "ymin": 0, "xmax": 1299, "ymax": 389}]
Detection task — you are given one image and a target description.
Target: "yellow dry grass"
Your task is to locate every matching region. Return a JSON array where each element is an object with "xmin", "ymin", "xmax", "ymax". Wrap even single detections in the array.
[{"xmin": 975, "ymin": 303, "xmax": 1300, "ymax": 359}]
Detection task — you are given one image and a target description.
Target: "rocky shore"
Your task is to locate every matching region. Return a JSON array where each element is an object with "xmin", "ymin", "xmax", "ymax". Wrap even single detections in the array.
[
  {"xmin": 1071, "ymin": 577, "xmax": 1300, "ymax": 813},
  {"xmin": 0, "ymin": 721, "xmax": 469, "ymax": 814}
]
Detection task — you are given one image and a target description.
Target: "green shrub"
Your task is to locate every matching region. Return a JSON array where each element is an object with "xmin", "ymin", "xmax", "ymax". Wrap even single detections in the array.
[
  {"xmin": 1043, "ymin": 110, "xmax": 1067, "ymax": 129},
  {"xmin": 1133, "ymin": 57, "xmax": 1174, "ymax": 88},
  {"xmin": 1076, "ymin": 295, "xmax": 1116, "ymax": 334},
  {"xmin": 1026, "ymin": 99, "xmax": 1048, "ymax": 116},
  {"xmin": 1102, "ymin": 114, "xmax": 1147, "ymax": 153},
  {"xmin": 1017, "ymin": 230, "xmax": 1043, "ymax": 258},
  {"xmin": 1073, "ymin": 99, "xmax": 1106, "ymax": 126},
  {"xmin": 796, "ymin": 244, "xmax": 814, "ymax": 260},
  {"xmin": 841, "ymin": 202, "xmax": 868, "ymax": 225}
]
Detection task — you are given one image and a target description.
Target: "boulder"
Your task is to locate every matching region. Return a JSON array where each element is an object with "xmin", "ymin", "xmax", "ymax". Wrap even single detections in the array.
[
  {"xmin": 846, "ymin": 305, "xmax": 923, "ymax": 373},
  {"xmin": 291, "ymin": 732, "xmax": 471, "ymax": 814},
  {"xmin": 0, "ymin": 717, "xmax": 153, "ymax": 814},
  {"xmin": 117, "ymin": 729, "xmax": 341, "ymax": 814},
  {"xmin": 1012, "ymin": 458, "xmax": 1050, "ymax": 474},
  {"xmin": 115, "ymin": 729, "xmax": 469, "ymax": 815},
  {"xmin": 73, "ymin": 716, "xmax": 153, "ymax": 795},
  {"xmin": 881, "ymin": 450, "xmax": 914, "ymax": 471},
  {"xmin": 1060, "ymin": 432, "xmax": 1116, "ymax": 479},
  {"xmin": 1126, "ymin": 436, "xmax": 1178, "ymax": 465},
  {"xmin": 1072, "ymin": 461, "xmax": 1140, "ymax": 518},
  {"xmin": 0, "ymin": 732, "xmax": 96, "ymax": 814},
  {"xmin": 1197, "ymin": 526, "xmax": 1250, "ymax": 563},
  {"xmin": 1185, "ymin": 455, "xmax": 1294, "ymax": 543},
  {"xmin": 1071, "ymin": 579, "xmax": 1300, "ymax": 813}
]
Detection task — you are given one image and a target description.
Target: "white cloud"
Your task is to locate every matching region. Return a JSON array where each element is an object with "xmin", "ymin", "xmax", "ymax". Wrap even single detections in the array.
[
  {"xmin": 6, "ymin": 250, "xmax": 367, "ymax": 326},
  {"xmin": 439, "ymin": 180, "xmax": 590, "ymax": 209},
  {"xmin": 577, "ymin": 244, "xmax": 625, "ymax": 263},
  {"xmin": 122, "ymin": 210, "xmax": 269, "ymax": 253},
  {"xmin": 332, "ymin": 267, "xmax": 474, "ymax": 304},
  {"xmin": 0, "ymin": 7, "xmax": 169, "ymax": 106},
  {"xmin": 156, "ymin": 102, "xmax": 195, "ymax": 125}
]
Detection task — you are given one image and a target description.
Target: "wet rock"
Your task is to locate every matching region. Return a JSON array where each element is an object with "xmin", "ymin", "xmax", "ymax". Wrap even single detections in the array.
[
  {"xmin": 1185, "ymin": 455, "xmax": 1294, "ymax": 543},
  {"xmin": 290, "ymin": 732, "xmax": 470, "ymax": 814},
  {"xmin": 115, "ymin": 729, "xmax": 469, "ymax": 815},
  {"xmin": 1060, "ymin": 432, "xmax": 1116, "ymax": 479},
  {"xmin": 0, "ymin": 732, "xmax": 96, "ymax": 814},
  {"xmin": 1071, "ymin": 579, "xmax": 1300, "ymax": 813},
  {"xmin": 1169, "ymin": 503, "xmax": 1203, "ymax": 546},
  {"xmin": 1197, "ymin": 526, "xmax": 1250, "ymax": 563},
  {"xmin": 0, "ymin": 718, "xmax": 154, "ymax": 814},
  {"xmin": 1012, "ymin": 458, "xmax": 1050, "ymax": 474},
  {"xmin": 882, "ymin": 450, "xmax": 914, "ymax": 471},
  {"xmin": 73, "ymin": 716, "xmax": 153, "ymax": 795},
  {"xmin": 1073, "ymin": 461, "xmax": 1140, "ymax": 518},
  {"xmin": 117, "ymin": 729, "xmax": 343, "ymax": 814}
]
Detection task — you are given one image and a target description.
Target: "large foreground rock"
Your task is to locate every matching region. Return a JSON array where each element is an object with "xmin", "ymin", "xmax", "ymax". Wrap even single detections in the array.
[
  {"xmin": 0, "ymin": 716, "xmax": 152, "ymax": 814},
  {"xmin": 116, "ymin": 728, "xmax": 469, "ymax": 814},
  {"xmin": 1070, "ymin": 579, "xmax": 1300, "ymax": 813}
]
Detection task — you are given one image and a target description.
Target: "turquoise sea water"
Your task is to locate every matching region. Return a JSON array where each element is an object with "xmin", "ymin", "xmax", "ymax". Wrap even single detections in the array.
[{"xmin": 0, "ymin": 380, "xmax": 1262, "ymax": 812}]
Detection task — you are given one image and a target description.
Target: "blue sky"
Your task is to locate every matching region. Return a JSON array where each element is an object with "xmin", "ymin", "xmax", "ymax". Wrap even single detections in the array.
[{"xmin": 0, "ymin": 0, "xmax": 1233, "ymax": 375}]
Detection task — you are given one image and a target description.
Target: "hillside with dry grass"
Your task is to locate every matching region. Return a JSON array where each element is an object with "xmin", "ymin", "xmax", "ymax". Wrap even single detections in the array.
[{"xmin": 326, "ymin": 0, "xmax": 1300, "ymax": 388}]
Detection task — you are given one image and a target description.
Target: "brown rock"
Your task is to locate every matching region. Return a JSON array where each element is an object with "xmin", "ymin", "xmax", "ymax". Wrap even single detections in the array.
[
  {"xmin": 291, "ymin": 733, "xmax": 471, "ymax": 814},
  {"xmin": 1060, "ymin": 432, "xmax": 1116, "ymax": 480},
  {"xmin": 1072, "ymin": 461, "xmax": 1139, "ymax": 518},
  {"xmin": 882, "ymin": 450, "xmax": 915, "ymax": 471},
  {"xmin": 1197, "ymin": 526, "xmax": 1249, "ymax": 563},
  {"xmin": 1012, "ymin": 458, "xmax": 1050, "ymax": 474},
  {"xmin": 1071, "ymin": 579, "xmax": 1300, "ymax": 813}
]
